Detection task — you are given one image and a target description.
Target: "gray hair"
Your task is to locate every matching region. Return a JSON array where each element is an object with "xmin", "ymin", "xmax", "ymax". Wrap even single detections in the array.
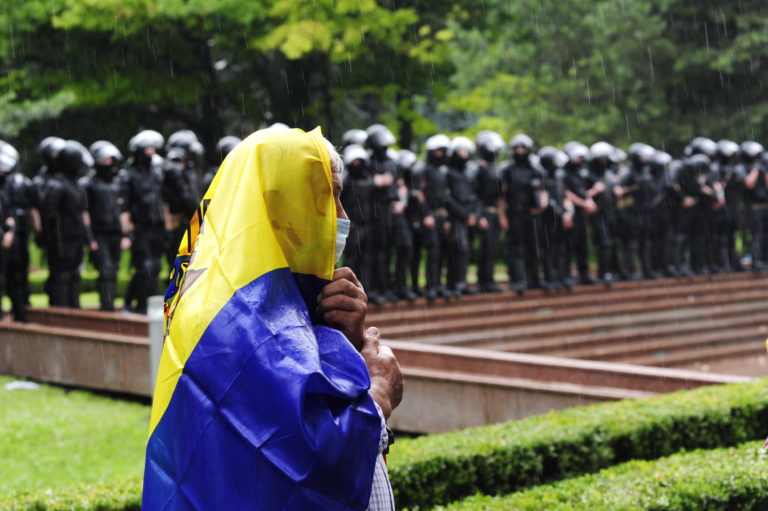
[{"xmin": 325, "ymin": 139, "xmax": 343, "ymax": 176}]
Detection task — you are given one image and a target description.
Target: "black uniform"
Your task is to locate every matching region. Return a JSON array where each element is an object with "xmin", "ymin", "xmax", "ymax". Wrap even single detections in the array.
[
  {"xmin": 743, "ymin": 157, "xmax": 768, "ymax": 270},
  {"xmin": 637, "ymin": 157, "xmax": 674, "ymax": 278},
  {"xmin": 539, "ymin": 156, "xmax": 569, "ymax": 289},
  {"xmin": 673, "ymin": 156, "xmax": 717, "ymax": 275},
  {"xmin": 616, "ymin": 166, "xmax": 643, "ymax": 279},
  {"xmin": 444, "ymin": 154, "xmax": 478, "ymax": 295},
  {"xmin": 124, "ymin": 157, "xmax": 166, "ymax": 313},
  {"xmin": 501, "ymin": 156, "xmax": 545, "ymax": 293},
  {"xmin": 563, "ymin": 162, "xmax": 594, "ymax": 284},
  {"xmin": 474, "ymin": 160, "xmax": 504, "ymax": 292},
  {"xmin": 162, "ymin": 154, "xmax": 201, "ymax": 266},
  {"xmin": 42, "ymin": 170, "xmax": 87, "ymax": 308},
  {"xmin": 80, "ymin": 166, "xmax": 126, "ymax": 311},
  {"xmin": 417, "ymin": 156, "xmax": 450, "ymax": 299},
  {"xmin": 369, "ymin": 151, "xmax": 407, "ymax": 301},
  {"xmin": 0, "ymin": 186, "xmax": 12, "ymax": 319},
  {"xmin": 717, "ymin": 158, "xmax": 746, "ymax": 272},
  {"xmin": 590, "ymin": 158, "xmax": 620, "ymax": 283},
  {"xmin": 4, "ymin": 172, "xmax": 37, "ymax": 321},
  {"xmin": 341, "ymin": 160, "xmax": 374, "ymax": 292}
]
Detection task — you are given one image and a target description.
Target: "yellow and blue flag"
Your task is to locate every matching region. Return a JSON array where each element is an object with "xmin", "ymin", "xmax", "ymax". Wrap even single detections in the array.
[{"xmin": 143, "ymin": 127, "xmax": 381, "ymax": 510}]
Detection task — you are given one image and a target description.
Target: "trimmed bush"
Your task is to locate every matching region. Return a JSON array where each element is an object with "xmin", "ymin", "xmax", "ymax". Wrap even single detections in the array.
[
  {"xmin": 388, "ymin": 378, "xmax": 768, "ymax": 510},
  {"xmin": 438, "ymin": 441, "xmax": 768, "ymax": 510},
  {"xmin": 0, "ymin": 479, "xmax": 141, "ymax": 511}
]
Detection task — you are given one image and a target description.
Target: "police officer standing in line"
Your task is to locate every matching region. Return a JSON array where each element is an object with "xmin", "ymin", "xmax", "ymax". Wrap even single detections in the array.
[
  {"xmin": 473, "ymin": 131, "xmax": 506, "ymax": 293},
  {"xmin": 638, "ymin": 150, "xmax": 673, "ymax": 278},
  {"xmin": 501, "ymin": 134, "xmax": 548, "ymax": 294},
  {"xmin": 163, "ymin": 130, "xmax": 203, "ymax": 266},
  {"xmin": 367, "ymin": 124, "xmax": 413, "ymax": 303},
  {"xmin": 340, "ymin": 143, "xmax": 375, "ymax": 293},
  {"xmin": 41, "ymin": 140, "xmax": 92, "ymax": 308},
  {"xmin": 396, "ymin": 149, "xmax": 422, "ymax": 296},
  {"xmin": 713, "ymin": 140, "xmax": 744, "ymax": 272},
  {"xmin": 617, "ymin": 143, "xmax": 656, "ymax": 280},
  {"xmin": 203, "ymin": 136, "xmax": 241, "ymax": 192},
  {"xmin": 444, "ymin": 136, "xmax": 478, "ymax": 296},
  {"xmin": 80, "ymin": 141, "xmax": 130, "ymax": 311},
  {"xmin": 562, "ymin": 142, "xmax": 598, "ymax": 286},
  {"xmin": 416, "ymin": 134, "xmax": 452, "ymax": 300},
  {"xmin": 741, "ymin": 141, "xmax": 768, "ymax": 271},
  {"xmin": 0, "ymin": 141, "xmax": 22, "ymax": 319},
  {"xmin": 123, "ymin": 130, "xmax": 167, "ymax": 314},
  {"xmin": 538, "ymin": 146, "xmax": 573, "ymax": 290},
  {"xmin": 587, "ymin": 142, "xmax": 620, "ymax": 285}
]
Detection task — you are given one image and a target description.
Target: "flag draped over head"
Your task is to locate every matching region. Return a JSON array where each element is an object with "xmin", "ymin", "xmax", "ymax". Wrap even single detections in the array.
[{"xmin": 143, "ymin": 127, "xmax": 381, "ymax": 511}]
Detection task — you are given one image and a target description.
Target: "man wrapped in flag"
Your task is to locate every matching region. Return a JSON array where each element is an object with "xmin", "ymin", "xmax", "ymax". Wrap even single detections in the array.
[{"xmin": 143, "ymin": 126, "xmax": 403, "ymax": 510}]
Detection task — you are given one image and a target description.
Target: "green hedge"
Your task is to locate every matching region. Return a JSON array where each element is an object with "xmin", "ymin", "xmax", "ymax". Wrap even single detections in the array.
[
  {"xmin": 388, "ymin": 378, "xmax": 768, "ymax": 510},
  {"xmin": 438, "ymin": 441, "xmax": 768, "ymax": 510},
  {"xmin": 0, "ymin": 479, "xmax": 141, "ymax": 511}
]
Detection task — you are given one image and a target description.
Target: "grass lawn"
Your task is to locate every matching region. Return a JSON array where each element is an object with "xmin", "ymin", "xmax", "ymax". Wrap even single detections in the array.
[{"xmin": 0, "ymin": 375, "xmax": 149, "ymax": 499}]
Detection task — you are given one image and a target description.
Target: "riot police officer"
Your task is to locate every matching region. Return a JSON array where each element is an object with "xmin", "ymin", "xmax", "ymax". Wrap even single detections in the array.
[
  {"xmin": 123, "ymin": 129, "xmax": 167, "ymax": 313},
  {"xmin": 714, "ymin": 140, "xmax": 744, "ymax": 272},
  {"xmin": 444, "ymin": 136, "xmax": 478, "ymax": 296},
  {"xmin": 617, "ymin": 143, "xmax": 656, "ymax": 280},
  {"xmin": 538, "ymin": 146, "xmax": 573, "ymax": 290},
  {"xmin": 367, "ymin": 124, "xmax": 414, "ymax": 302},
  {"xmin": 562, "ymin": 142, "xmax": 597, "ymax": 285},
  {"xmin": 80, "ymin": 141, "xmax": 129, "ymax": 311},
  {"xmin": 203, "ymin": 136, "xmax": 241, "ymax": 191},
  {"xmin": 416, "ymin": 134, "xmax": 452, "ymax": 300},
  {"xmin": 638, "ymin": 150, "xmax": 674, "ymax": 278},
  {"xmin": 741, "ymin": 141, "xmax": 768, "ymax": 271},
  {"xmin": 501, "ymin": 134, "xmax": 547, "ymax": 294},
  {"xmin": 341, "ymin": 129, "xmax": 369, "ymax": 148},
  {"xmin": 0, "ymin": 141, "xmax": 24, "ymax": 320},
  {"xmin": 41, "ymin": 140, "xmax": 92, "ymax": 308},
  {"xmin": 341, "ymin": 144, "xmax": 375, "ymax": 293},
  {"xmin": 588, "ymin": 142, "xmax": 620, "ymax": 284},
  {"xmin": 473, "ymin": 131, "xmax": 505, "ymax": 293},
  {"xmin": 397, "ymin": 149, "xmax": 423, "ymax": 296}
]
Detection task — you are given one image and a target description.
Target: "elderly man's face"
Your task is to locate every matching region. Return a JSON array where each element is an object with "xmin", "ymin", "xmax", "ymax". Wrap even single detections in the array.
[{"xmin": 332, "ymin": 170, "xmax": 348, "ymax": 220}]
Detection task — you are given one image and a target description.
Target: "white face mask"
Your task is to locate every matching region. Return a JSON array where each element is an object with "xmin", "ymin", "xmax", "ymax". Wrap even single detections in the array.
[{"xmin": 336, "ymin": 218, "xmax": 350, "ymax": 263}]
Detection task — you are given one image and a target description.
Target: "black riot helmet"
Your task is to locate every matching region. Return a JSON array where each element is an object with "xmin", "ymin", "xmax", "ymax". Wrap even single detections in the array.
[
  {"xmin": 167, "ymin": 129, "xmax": 204, "ymax": 160},
  {"xmin": 741, "ymin": 141, "xmax": 764, "ymax": 162},
  {"xmin": 716, "ymin": 139, "xmax": 739, "ymax": 162},
  {"xmin": 129, "ymin": 129, "xmax": 164, "ymax": 169},
  {"xmin": 425, "ymin": 134, "xmax": 450, "ymax": 165},
  {"xmin": 686, "ymin": 154, "xmax": 712, "ymax": 179},
  {"xmin": 91, "ymin": 141, "xmax": 123, "ymax": 179},
  {"xmin": 366, "ymin": 124, "xmax": 396, "ymax": 154},
  {"xmin": 0, "ymin": 141, "xmax": 19, "ymax": 175},
  {"xmin": 343, "ymin": 144, "xmax": 369, "ymax": 179},
  {"xmin": 397, "ymin": 149, "xmax": 418, "ymax": 171},
  {"xmin": 627, "ymin": 143, "xmax": 655, "ymax": 167},
  {"xmin": 165, "ymin": 147, "xmax": 187, "ymax": 175},
  {"xmin": 589, "ymin": 141, "xmax": 614, "ymax": 175},
  {"xmin": 448, "ymin": 136, "xmax": 475, "ymax": 170},
  {"xmin": 509, "ymin": 133, "xmax": 533, "ymax": 164},
  {"xmin": 58, "ymin": 140, "xmax": 91, "ymax": 178},
  {"xmin": 38, "ymin": 136, "xmax": 66, "ymax": 169},
  {"xmin": 687, "ymin": 137, "xmax": 717, "ymax": 158},
  {"xmin": 476, "ymin": 130, "xmax": 504, "ymax": 163},
  {"xmin": 341, "ymin": 129, "xmax": 368, "ymax": 148},
  {"xmin": 215, "ymin": 136, "xmax": 241, "ymax": 165},
  {"xmin": 538, "ymin": 146, "xmax": 568, "ymax": 173},
  {"xmin": 649, "ymin": 150, "xmax": 672, "ymax": 177},
  {"xmin": 564, "ymin": 141, "xmax": 589, "ymax": 165}
]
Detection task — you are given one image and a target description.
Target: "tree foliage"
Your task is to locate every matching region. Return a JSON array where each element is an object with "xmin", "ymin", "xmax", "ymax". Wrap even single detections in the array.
[{"xmin": 1, "ymin": 0, "xmax": 767, "ymax": 161}]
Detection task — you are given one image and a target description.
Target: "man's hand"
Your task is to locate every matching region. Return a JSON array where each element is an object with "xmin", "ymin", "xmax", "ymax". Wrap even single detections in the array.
[
  {"xmin": 478, "ymin": 216, "xmax": 489, "ymax": 231},
  {"xmin": 361, "ymin": 327, "xmax": 403, "ymax": 420},
  {"xmin": 89, "ymin": 240, "xmax": 99, "ymax": 252},
  {"xmin": 423, "ymin": 215, "xmax": 436, "ymax": 229},
  {"xmin": 1, "ymin": 231, "xmax": 13, "ymax": 250},
  {"xmin": 120, "ymin": 236, "xmax": 132, "ymax": 250},
  {"xmin": 317, "ymin": 267, "xmax": 367, "ymax": 350}
]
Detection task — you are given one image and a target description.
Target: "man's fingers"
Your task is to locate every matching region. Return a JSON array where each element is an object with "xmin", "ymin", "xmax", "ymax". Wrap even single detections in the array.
[
  {"xmin": 317, "ymin": 293, "xmax": 366, "ymax": 315},
  {"xmin": 318, "ymin": 277, "xmax": 364, "ymax": 301},
  {"xmin": 362, "ymin": 326, "xmax": 381, "ymax": 355},
  {"xmin": 333, "ymin": 267, "xmax": 362, "ymax": 289}
]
